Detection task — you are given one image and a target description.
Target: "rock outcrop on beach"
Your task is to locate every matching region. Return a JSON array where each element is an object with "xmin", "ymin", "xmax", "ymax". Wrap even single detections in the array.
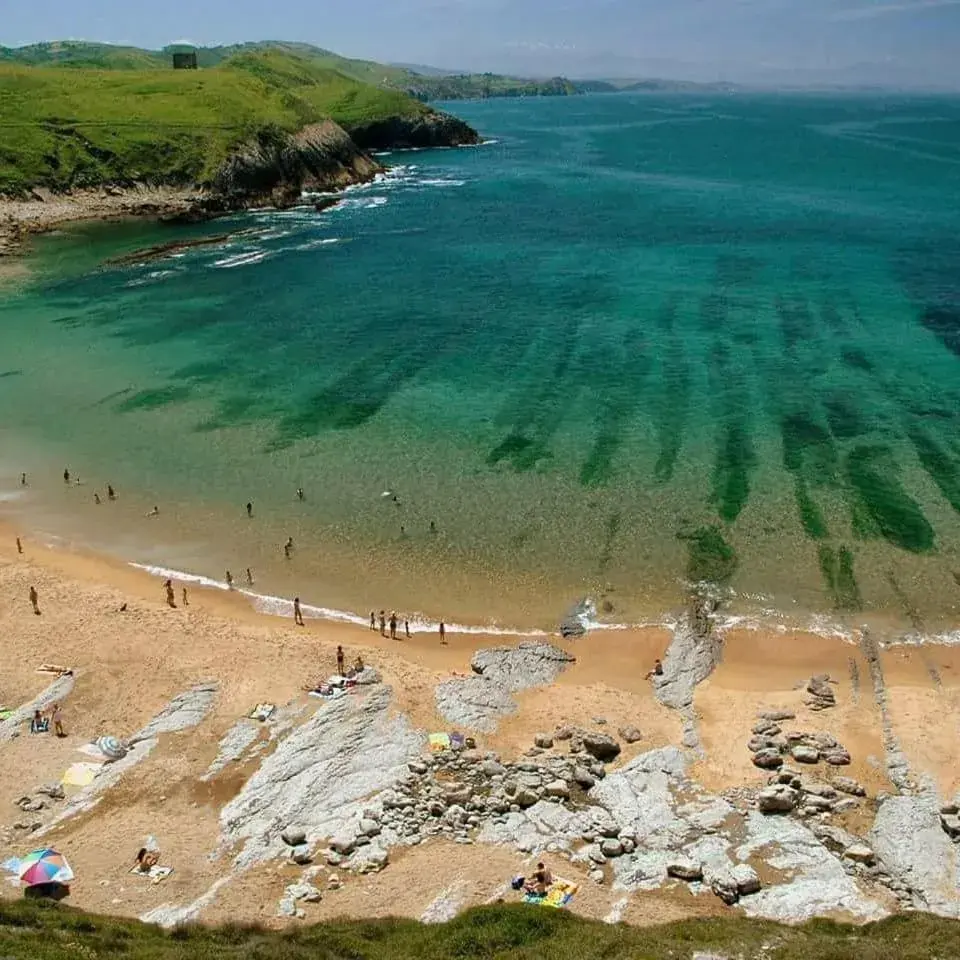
[
  {"xmin": 345, "ymin": 110, "xmax": 482, "ymax": 151},
  {"xmin": 435, "ymin": 643, "xmax": 576, "ymax": 732}
]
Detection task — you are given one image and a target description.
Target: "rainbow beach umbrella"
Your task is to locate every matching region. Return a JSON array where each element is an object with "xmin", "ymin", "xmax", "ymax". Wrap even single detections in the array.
[{"xmin": 18, "ymin": 849, "xmax": 74, "ymax": 887}]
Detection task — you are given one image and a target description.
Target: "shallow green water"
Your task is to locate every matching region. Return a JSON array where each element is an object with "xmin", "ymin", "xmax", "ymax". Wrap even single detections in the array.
[{"xmin": 3, "ymin": 92, "xmax": 960, "ymax": 633}]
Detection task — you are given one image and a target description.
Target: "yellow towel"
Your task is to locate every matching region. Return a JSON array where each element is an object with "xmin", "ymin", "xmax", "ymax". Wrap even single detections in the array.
[{"xmin": 61, "ymin": 762, "xmax": 100, "ymax": 787}]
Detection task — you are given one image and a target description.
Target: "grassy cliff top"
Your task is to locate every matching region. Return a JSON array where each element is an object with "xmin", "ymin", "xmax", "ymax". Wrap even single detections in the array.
[
  {"xmin": 1, "ymin": 899, "xmax": 958, "ymax": 960},
  {"xmin": 0, "ymin": 49, "xmax": 427, "ymax": 193},
  {"xmin": 0, "ymin": 40, "xmax": 594, "ymax": 99}
]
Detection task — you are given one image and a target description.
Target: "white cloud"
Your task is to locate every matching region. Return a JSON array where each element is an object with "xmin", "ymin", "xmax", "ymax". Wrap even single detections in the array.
[{"xmin": 831, "ymin": 0, "xmax": 960, "ymax": 21}]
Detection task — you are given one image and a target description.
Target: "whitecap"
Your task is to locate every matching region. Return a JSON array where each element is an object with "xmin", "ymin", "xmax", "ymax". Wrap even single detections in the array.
[{"xmin": 213, "ymin": 250, "xmax": 269, "ymax": 269}]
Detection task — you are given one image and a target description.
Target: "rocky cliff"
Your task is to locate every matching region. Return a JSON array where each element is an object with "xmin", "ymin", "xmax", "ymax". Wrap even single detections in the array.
[
  {"xmin": 345, "ymin": 110, "xmax": 481, "ymax": 151},
  {"xmin": 210, "ymin": 120, "xmax": 382, "ymax": 208}
]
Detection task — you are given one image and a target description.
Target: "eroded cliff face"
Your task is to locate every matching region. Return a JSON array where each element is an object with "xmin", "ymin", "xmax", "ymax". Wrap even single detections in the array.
[
  {"xmin": 211, "ymin": 120, "xmax": 383, "ymax": 207},
  {"xmin": 345, "ymin": 110, "xmax": 481, "ymax": 151}
]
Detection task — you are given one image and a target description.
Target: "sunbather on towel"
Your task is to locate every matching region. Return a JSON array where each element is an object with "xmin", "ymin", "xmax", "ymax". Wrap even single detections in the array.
[
  {"xmin": 135, "ymin": 848, "xmax": 160, "ymax": 872},
  {"xmin": 30, "ymin": 710, "xmax": 48, "ymax": 734},
  {"xmin": 524, "ymin": 862, "xmax": 553, "ymax": 896}
]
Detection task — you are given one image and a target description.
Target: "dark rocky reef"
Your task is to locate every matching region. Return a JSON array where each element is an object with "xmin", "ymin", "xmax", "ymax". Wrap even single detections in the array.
[{"xmin": 345, "ymin": 110, "xmax": 481, "ymax": 151}]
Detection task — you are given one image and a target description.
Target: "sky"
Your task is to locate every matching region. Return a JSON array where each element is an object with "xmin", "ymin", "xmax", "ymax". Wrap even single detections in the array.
[{"xmin": 3, "ymin": 0, "xmax": 960, "ymax": 87}]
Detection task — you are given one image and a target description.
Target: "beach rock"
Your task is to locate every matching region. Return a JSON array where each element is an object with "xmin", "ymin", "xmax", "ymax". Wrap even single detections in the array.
[
  {"xmin": 601, "ymin": 839, "xmax": 624, "ymax": 858},
  {"xmin": 130, "ymin": 683, "xmax": 219, "ymax": 744},
  {"xmin": 667, "ymin": 860, "xmax": 703, "ymax": 881},
  {"xmin": 359, "ymin": 818, "xmax": 381, "ymax": 837},
  {"xmin": 559, "ymin": 600, "xmax": 589, "ymax": 638},
  {"xmin": 708, "ymin": 871, "xmax": 741, "ymax": 906},
  {"xmin": 554, "ymin": 724, "xmax": 577, "ymax": 741},
  {"xmin": 287, "ymin": 882, "xmax": 322, "ymax": 903},
  {"xmin": 832, "ymin": 776, "xmax": 866, "ymax": 797},
  {"xmin": 586, "ymin": 844, "xmax": 607, "ymax": 864},
  {"xmin": 353, "ymin": 667, "xmax": 381, "ymax": 685},
  {"xmin": 545, "ymin": 780, "xmax": 570, "ymax": 799},
  {"xmin": 408, "ymin": 760, "xmax": 429, "ymax": 775},
  {"xmin": 752, "ymin": 749, "xmax": 783, "ymax": 770},
  {"xmin": 733, "ymin": 864, "xmax": 761, "ymax": 896},
  {"xmin": 471, "ymin": 643, "xmax": 576, "ymax": 690},
  {"xmin": 515, "ymin": 788, "xmax": 539, "ymax": 808},
  {"xmin": 748, "ymin": 736, "xmax": 778, "ymax": 753},
  {"xmin": 534, "ymin": 733, "xmax": 554, "ymax": 749},
  {"xmin": 759, "ymin": 710, "xmax": 795, "ymax": 722},
  {"xmin": 791, "ymin": 745, "xmax": 820, "ymax": 765},
  {"xmin": 590, "ymin": 869, "xmax": 605, "ymax": 884},
  {"xmin": 752, "ymin": 721, "xmax": 781, "ymax": 736},
  {"xmin": 811, "ymin": 824, "xmax": 860, "ymax": 853},
  {"xmin": 824, "ymin": 750, "xmax": 852, "ymax": 766},
  {"xmin": 219, "ymin": 687, "xmax": 422, "ymax": 868},
  {"xmin": 757, "ymin": 785, "xmax": 800, "ymax": 814},
  {"xmin": 281, "ymin": 828, "xmax": 307, "ymax": 847},
  {"xmin": 618, "ymin": 725, "xmax": 643, "ymax": 744},
  {"xmin": 871, "ymin": 793, "xmax": 960, "ymax": 917},
  {"xmin": 941, "ymin": 814, "xmax": 960, "ymax": 840},
  {"xmin": 806, "ymin": 674, "xmax": 836, "ymax": 707},
  {"xmin": 278, "ymin": 897, "xmax": 298, "ymax": 918},
  {"xmin": 572, "ymin": 766, "xmax": 596, "ymax": 789},
  {"xmin": 35, "ymin": 783, "xmax": 65, "ymax": 801},
  {"xmin": 843, "ymin": 844, "xmax": 876, "ymax": 865},
  {"xmin": 290, "ymin": 845, "xmax": 312, "ymax": 865},
  {"xmin": 581, "ymin": 732, "xmax": 621, "ymax": 763},
  {"xmin": 17, "ymin": 798, "xmax": 44, "ymax": 812},
  {"xmin": 349, "ymin": 843, "xmax": 389, "ymax": 874}
]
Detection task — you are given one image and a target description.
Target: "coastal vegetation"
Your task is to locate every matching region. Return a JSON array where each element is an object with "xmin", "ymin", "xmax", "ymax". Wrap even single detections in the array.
[
  {"xmin": 2, "ymin": 899, "xmax": 959, "ymax": 959},
  {"xmin": 0, "ymin": 48, "xmax": 461, "ymax": 195},
  {"xmin": 0, "ymin": 40, "xmax": 599, "ymax": 101}
]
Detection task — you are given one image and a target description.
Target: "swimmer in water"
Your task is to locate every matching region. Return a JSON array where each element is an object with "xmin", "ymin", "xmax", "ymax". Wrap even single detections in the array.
[{"xmin": 146, "ymin": 506, "xmax": 160, "ymax": 518}]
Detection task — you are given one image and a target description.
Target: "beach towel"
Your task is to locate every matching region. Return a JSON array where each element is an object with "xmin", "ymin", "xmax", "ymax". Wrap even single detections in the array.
[
  {"xmin": 249, "ymin": 703, "xmax": 276, "ymax": 722},
  {"xmin": 0, "ymin": 710, "xmax": 12, "ymax": 721},
  {"xmin": 308, "ymin": 685, "xmax": 345, "ymax": 700},
  {"xmin": 428, "ymin": 733, "xmax": 450, "ymax": 752},
  {"xmin": 61, "ymin": 762, "xmax": 101, "ymax": 788},
  {"xmin": 129, "ymin": 865, "xmax": 173, "ymax": 884},
  {"xmin": 524, "ymin": 879, "xmax": 578, "ymax": 909},
  {"xmin": 450, "ymin": 732, "xmax": 465, "ymax": 749}
]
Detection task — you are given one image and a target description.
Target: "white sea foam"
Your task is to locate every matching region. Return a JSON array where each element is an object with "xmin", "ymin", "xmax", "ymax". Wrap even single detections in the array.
[
  {"xmin": 294, "ymin": 237, "xmax": 344, "ymax": 251},
  {"xmin": 128, "ymin": 562, "xmax": 546, "ymax": 637},
  {"xmin": 213, "ymin": 250, "xmax": 269, "ymax": 269}
]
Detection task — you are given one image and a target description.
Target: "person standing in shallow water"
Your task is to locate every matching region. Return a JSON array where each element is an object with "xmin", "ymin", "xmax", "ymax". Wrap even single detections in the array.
[
  {"xmin": 439, "ymin": 620, "xmax": 446, "ymax": 645},
  {"xmin": 182, "ymin": 587, "xmax": 189, "ymax": 607},
  {"xmin": 336, "ymin": 645, "xmax": 345, "ymax": 675},
  {"xmin": 378, "ymin": 610, "xmax": 386, "ymax": 637},
  {"xmin": 107, "ymin": 484, "xmax": 116, "ymax": 501},
  {"xmin": 404, "ymin": 619, "xmax": 411, "ymax": 639},
  {"xmin": 246, "ymin": 502, "xmax": 253, "ymax": 518},
  {"xmin": 369, "ymin": 611, "xmax": 376, "ymax": 631},
  {"xmin": 63, "ymin": 468, "xmax": 70, "ymax": 484},
  {"xmin": 225, "ymin": 570, "xmax": 234, "ymax": 590},
  {"xmin": 164, "ymin": 579, "xmax": 175, "ymax": 608},
  {"xmin": 297, "ymin": 488, "xmax": 304, "ymax": 501},
  {"xmin": 293, "ymin": 597, "xmax": 305, "ymax": 626},
  {"xmin": 20, "ymin": 473, "xmax": 26, "ymax": 486},
  {"xmin": 246, "ymin": 568, "xmax": 254, "ymax": 586},
  {"xmin": 389, "ymin": 611, "xmax": 398, "ymax": 640}
]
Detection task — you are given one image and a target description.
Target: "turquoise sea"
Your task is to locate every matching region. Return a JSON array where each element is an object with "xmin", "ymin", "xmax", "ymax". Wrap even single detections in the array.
[{"xmin": 2, "ymin": 92, "xmax": 960, "ymax": 636}]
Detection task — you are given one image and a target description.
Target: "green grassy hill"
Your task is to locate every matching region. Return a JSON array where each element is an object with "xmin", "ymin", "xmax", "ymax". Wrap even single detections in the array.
[
  {"xmin": 0, "ymin": 40, "xmax": 591, "ymax": 100},
  {"xmin": 1, "ymin": 899, "xmax": 959, "ymax": 960},
  {"xmin": 0, "ymin": 49, "xmax": 429, "ymax": 193}
]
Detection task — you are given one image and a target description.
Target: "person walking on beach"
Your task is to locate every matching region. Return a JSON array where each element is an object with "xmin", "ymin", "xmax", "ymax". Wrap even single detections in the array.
[
  {"xmin": 182, "ymin": 587, "xmax": 189, "ymax": 607},
  {"xmin": 107, "ymin": 485, "xmax": 116, "ymax": 501},
  {"xmin": 29, "ymin": 585, "xmax": 40, "ymax": 616},
  {"xmin": 52, "ymin": 703, "xmax": 65, "ymax": 738},
  {"xmin": 246, "ymin": 502, "xmax": 253, "ymax": 519},
  {"xmin": 225, "ymin": 570, "xmax": 234, "ymax": 590},
  {"xmin": 439, "ymin": 620, "xmax": 447, "ymax": 645},
  {"xmin": 246, "ymin": 567, "xmax": 254, "ymax": 586},
  {"xmin": 369, "ymin": 611, "xmax": 376, "ymax": 631},
  {"xmin": 404, "ymin": 619, "xmax": 411, "ymax": 639},
  {"xmin": 336, "ymin": 645, "xmax": 345, "ymax": 676},
  {"xmin": 378, "ymin": 610, "xmax": 386, "ymax": 637},
  {"xmin": 63, "ymin": 468, "xmax": 70, "ymax": 484},
  {"xmin": 164, "ymin": 579, "xmax": 175, "ymax": 608},
  {"xmin": 293, "ymin": 597, "xmax": 305, "ymax": 626},
  {"xmin": 16, "ymin": 537, "xmax": 23, "ymax": 555},
  {"xmin": 389, "ymin": 611, "xmax": 398, "ymax": 640}
]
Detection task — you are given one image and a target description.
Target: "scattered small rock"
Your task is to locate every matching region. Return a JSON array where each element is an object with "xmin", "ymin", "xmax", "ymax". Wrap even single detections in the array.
[
  {"xmin": 618, "ymin": 725, "xmax": 642, "ymax": 744},
  {"xmin": 281, "ymin": 827, "xmax": 307, "ymax": 847},
  {"xmin": 758, "ymin": 784, "xmax": 800, "ymax": 813},
  {"xmin": 600, "ymin": 838, "xmax": 623, "ymax": 858},
  {"xmin": 290, "ymin": 845, "xmax": 313, "ymax": 865},
  {"xmin": 534, "ymin": 733, "xmax": 554, "ymax": 749},
  {"xmin": 752, "ymin": 748, "xmax": 783, "ymax": 770},
  {"xmin": 667, "ymin": 859, "xmax": 704, "ymax": 881},
  {"xmin": 791, "ymin": 745, "xmax": 820, "ymax": 765},
  {"xmin": 581, "ymin": 731, "xmax": 621, "ymax": 762},
  {"xmin": 843, "ymin": 844, "xmax": 876, "ymax": 865}
]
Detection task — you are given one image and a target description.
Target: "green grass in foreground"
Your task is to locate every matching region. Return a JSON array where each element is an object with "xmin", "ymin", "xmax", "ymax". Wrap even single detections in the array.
[
  {"xmin": 1, "ymin": 900, "xmax": 959, "ymax": 960},
  {"xmin": 0, "ymin": 49, "xmax": 427, "ymax": 193}
]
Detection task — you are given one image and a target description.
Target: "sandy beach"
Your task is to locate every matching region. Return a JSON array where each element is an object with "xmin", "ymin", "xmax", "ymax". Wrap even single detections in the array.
[{"xmin": 1, "ymin": 513, "xmax": 958, "ymax": 927}]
